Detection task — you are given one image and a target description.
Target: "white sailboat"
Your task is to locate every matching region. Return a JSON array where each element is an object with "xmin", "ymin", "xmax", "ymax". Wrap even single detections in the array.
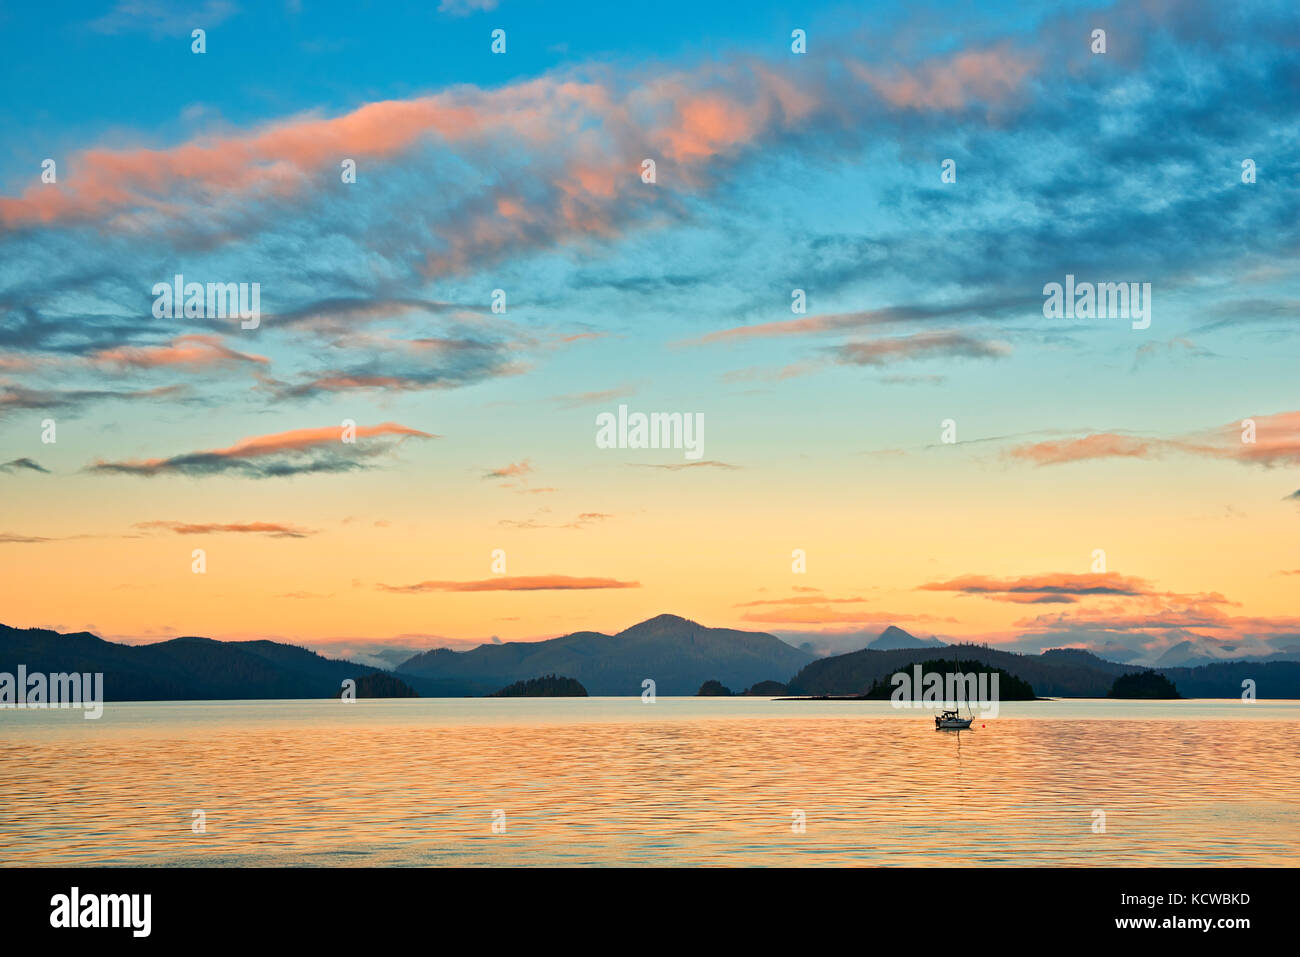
[{"xmin": 934, "ymin": 707, "xmax": 973, "ymax": 730}]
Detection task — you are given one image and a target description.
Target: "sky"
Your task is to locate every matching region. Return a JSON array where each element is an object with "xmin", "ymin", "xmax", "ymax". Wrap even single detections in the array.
[{"xmin": 0, "ymin": 0, "xmax": 1297, "ymax": 666}]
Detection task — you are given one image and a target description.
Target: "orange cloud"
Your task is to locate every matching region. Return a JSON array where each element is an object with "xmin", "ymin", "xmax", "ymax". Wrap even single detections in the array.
[
  {"xmin": 91, "ymin": 334, "xmax": 268, "ymax": 370},
  {"xmin": 0, "ymin": 93, "xmax": 503, "ymax": 228},
  {"xmin": 661, "ymin": 93, "xmax": 759, "ymax": 162},
  {"xmin": 201, "ymin": 423, "xmax": 432, "ymax": 459},
  {"xmin": 484, "ymin": 460, "xmax": 532, "ymax": 481},
  {"xmin": 1006, "ymin": 433, "xmax": 1163, "ymax": 466},
  {"xmin": 919, "ymin": 572, "xmax": 1152, "ymax": 603},
  {"xmin": 1004, "ymin": 411, "xmax": 1300, "ymax": 468},
  {"xmin": 1224, "ymin": 411, "xmax": 1300, "ymax": 467},
  {"xmin": 134, "ymin": 521, "xmax": 315, "ymax": 538}
]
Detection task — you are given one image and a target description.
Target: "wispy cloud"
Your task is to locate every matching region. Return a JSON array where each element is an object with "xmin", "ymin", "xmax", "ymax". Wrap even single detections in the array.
[
  {"xmin": 0, "ymin": 38, "xmax": 1035, "ymax": 277},
  {"xmin": 483, "ymin": 460, "xmax": 532, "ymax": 481},
  {"xmin": 551, "ymin": 386, "xmax": 634, "ymax": 408},
  {"xmin": 498, "ymin": 512, "xmax": 612, "ymax": 530},
  {"xmin": 629, "ymin": 460, "xmax": 740, "ymax": 471},
  {"xmin": 1006, "ymin": 433, "xmax": 1170, "ymax": 467},
  {"xmin": 829, "ymin": 332, "xmax": 1011, "ymax": 367},
  {"xmin": 917, "ymin": 572, "xmax": 1235, "ymax": 609},
  {"xmin": 1004, "ymin": 412, "xmax": 1300, "ymax": 469},
  {"xmin": 0, "ymin": 383, "xmax": 187, "ymax": 416},
  {"xmin": 271, "ymin": 298, "xmax": 486, "ymax": 334},
  {"xmin": 89, "ymin": 422, "xmax": 435, "ymax": 478},
  {"xmin": 264, "ymin": 335, "xmax": 521, "ymax": 400},
  {"xmin": 437, "ymin": 0, "xmax": 498, "ymax": 15},
  {"xmin": 739, "ymin": 607, "xmax": 934, "ymax": 625},
  {"xmin": 87, "ymin": 0, "xmax": 238, "ymax": 38},
  {"xmin": 0, "ymin": 457, "xmax": 49, "ymax": 474},
  {"xmin": 134, "ymin": 520, "xmax": 316, "ymax": 538},
  {"xmin": 918, "ymin": 572, "xmax": 1153, "ymax": 604},
  {"xmin": 377, "ymin": 575, "xmax": 639, "ymax": 593},
  {"xmin": 683, "ymin": 298, "xmax": 1032, "ymax": 346},
  {"xmin": 91, "ymin": 334, "xmax": 268, "ymax": 370},
  {"xmin": 735, "ymin": 594, "xmax": 871, "ymax": 607}
]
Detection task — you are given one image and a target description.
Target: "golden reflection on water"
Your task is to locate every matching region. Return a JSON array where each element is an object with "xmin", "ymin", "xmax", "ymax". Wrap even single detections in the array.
[{"xmin": 1, "ymin": 700, "xmax": 1297, "ymax": 866}]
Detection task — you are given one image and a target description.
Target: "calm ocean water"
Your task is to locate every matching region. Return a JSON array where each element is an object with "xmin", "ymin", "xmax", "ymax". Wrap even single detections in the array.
[{"xmin": 1, "ymin": 698, "xmax": 1297, "ymax": 866}]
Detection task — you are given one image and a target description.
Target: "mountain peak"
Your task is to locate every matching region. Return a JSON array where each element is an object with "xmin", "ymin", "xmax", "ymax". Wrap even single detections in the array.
[
  {"xmin": 617, "ymin": 613, "xmax": 700, "ymax": 635},
  {"xmin": 868, "ymin": 625, "xmax": 940, "ymax": 650},
  {"xmin": 399, "ymin": 613, "xmax": 810, "ymax": 695}
]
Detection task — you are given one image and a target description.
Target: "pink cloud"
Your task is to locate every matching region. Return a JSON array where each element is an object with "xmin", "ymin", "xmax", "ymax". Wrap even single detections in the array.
[
  {"xmin": 1007, "ymin": 433, "xmax": 1164, "ymax": 466},
  {"xmin": 1005, "ymin": 411, "xmax": 1300, "ymax": 468},
  {"xmin": 90, "ymin": 421, "xmax": 435, "ymax": 477},
  {"xmin": 850, "ymin": 46, "xmax": 1038, "ymax": 111},
  {"xmin": 91, "ymin": 334, "xmax": 268, "ymax": 370},
  {"xmin": 1, "ymin": 43, "xmax": 1038, "ymax": 283}
]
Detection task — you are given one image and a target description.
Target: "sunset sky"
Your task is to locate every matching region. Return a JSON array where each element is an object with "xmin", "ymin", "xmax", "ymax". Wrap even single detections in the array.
[{"xmin": 1, "ymin": 0, "xmax": 1297, "ymax": 665}]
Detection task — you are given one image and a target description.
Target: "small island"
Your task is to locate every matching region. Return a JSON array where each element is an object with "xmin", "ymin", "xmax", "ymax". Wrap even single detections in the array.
[
  {"xmin": 489, "ymin": 674, "xmax": 588, "ymax": 697},
  {"xmin": 696, "ymin": 679, "xmax": 733, "ymax": 696},
  {"xmin": 861, "ymin": 658, "xmax": 1036, "ymax": 701},
  {"xmin": 779, "ymin": 658, "xmax": 1036, "ymax": 701},
  {"xmin": 743, "ymin": 680, "xmax": 788, "ymax": 696},
  {"xmin": 1107, "ymin": 671, "xmax": 1181, "ymax": 699},
  {"xmin": 340, "ymin": 672, "xmax": 419, "ymax": 698}
]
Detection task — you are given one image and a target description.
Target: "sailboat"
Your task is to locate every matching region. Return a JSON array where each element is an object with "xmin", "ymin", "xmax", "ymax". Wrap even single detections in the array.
[{"xmin": 934, "ymin": 707, "xmax": 973, "ymax": 730}]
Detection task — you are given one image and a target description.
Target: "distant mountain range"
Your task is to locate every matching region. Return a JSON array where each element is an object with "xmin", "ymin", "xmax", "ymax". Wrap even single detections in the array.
[
  {"xmin": 396, "ymin": 614, "xmax": 813, "ymax": 696},
  {"xmin": 0, "ymin": 615, "xmax": 813, "ymax": 700},
  {"xmin": 786, "ymin": 627, "xmax": 1300, "ymax": 698},
  {"xmin": 4, "ymin": 618, "xmax": 1298, "ymax": 701},
  {"xmin": 1147, "ymin": 636, "xmax": 1300, "ymax": 669},
  {"xmin": 0, "ymin": 623, "xmax": 383, "ymax": 700}
]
